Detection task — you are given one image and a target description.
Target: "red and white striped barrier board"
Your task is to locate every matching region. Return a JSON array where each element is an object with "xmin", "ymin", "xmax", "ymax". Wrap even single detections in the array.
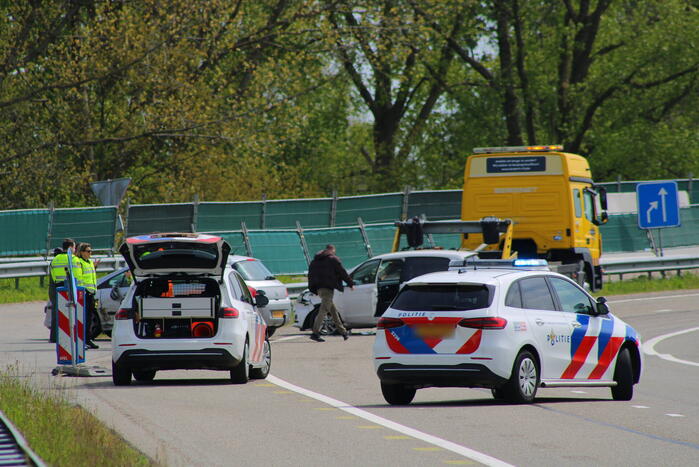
[{"xmin": 55, "ymin": 287, "xmax": 85, "ymax": 365}]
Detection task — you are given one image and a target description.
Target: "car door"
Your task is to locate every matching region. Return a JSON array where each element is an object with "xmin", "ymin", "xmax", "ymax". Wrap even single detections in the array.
[
  {"xmin": 229, "ymin": 271, "xmax": 264, "ymax": 363},
  {"xmin": 335, "ymin": 259, "xmax": 380, "ymax": 326},
  {"xmin": 518, "ymin": 276, "xmax": 573, "ymax": 380},
  {"xmin": 547, "ymin": 277, "xmax": 611, "ymax": 381},
  {"xmin": 96, "ymin": 269, "xmax": 132, "ymax": 318}
]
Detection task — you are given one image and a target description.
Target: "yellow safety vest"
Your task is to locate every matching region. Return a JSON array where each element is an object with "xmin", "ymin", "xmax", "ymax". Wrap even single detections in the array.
[
  {"xmin": 49, "ymin": 253, "xmax": 81, "ymax": 284},
  {"xmin": 77, "ymin": 257, "xmax": 97, "ymax": 294}
]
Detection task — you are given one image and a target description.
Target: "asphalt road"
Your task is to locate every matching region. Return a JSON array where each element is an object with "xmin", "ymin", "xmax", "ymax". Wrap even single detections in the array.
[{"xmin": 1, "ymin": 291, "xmax": 699, "ymax": 466}]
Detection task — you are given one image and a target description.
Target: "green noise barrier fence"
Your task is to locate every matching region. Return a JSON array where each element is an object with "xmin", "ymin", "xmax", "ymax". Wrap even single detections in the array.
[{"xmin": 2, "ymin": 179, "xmax": 699, "ymax": 268}]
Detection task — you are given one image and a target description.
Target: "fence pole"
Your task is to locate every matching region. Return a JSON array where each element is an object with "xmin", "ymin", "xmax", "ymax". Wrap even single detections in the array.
[
  {"xmin": 357, "ymin": 217, "xmax": 373, "ymax": 258},
  {"xmin": 192, "ymin": 194, "xmax": 199, "ymax": 233},
  {"xmin": 124, "ymin": 197, "xmax": 130, "ymax": 237},
  {"xmin": 46, "ymin": 201, "xmax": 55, "ymax": 256},
  {"xmin": 688, "ymin": 172, "xmax": 693, "ymax": 204},
  {"xmin": 260, "ymin": 194, "xmax": 267, "ymax": 230},
  {"xmin": 296, "ymin": 221, "xmax": 311, "ymax": 266},
  {"xmin": 240, "ymin": 222, "xmax": 253, "ymax": 257},
  {"xmin": 330, "ymin": 190, "xmax": 338, "ymax": 227},
  {"xmin": 617, "ymin": 175, "xmax": 622, "ymax": 193},
  {"xmin": 401, "ymin": 186, "xmax": 411, "ymax": 220}
]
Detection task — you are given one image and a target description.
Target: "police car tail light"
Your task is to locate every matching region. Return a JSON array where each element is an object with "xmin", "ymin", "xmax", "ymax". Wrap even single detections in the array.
[
  {"xmin": 115, "ymin": 308, "xmax": 131, "ymax": 320},
  {"xmin": 458, "ymin": 317, "xmax": 507, "ymax": 329},
  {"xmin": 377, "ymin": 317, "xmax": 404, "ymax": 329},
  {"xmin": 220, "ymin": 307, "xmax": 240, "ymax": 319}
]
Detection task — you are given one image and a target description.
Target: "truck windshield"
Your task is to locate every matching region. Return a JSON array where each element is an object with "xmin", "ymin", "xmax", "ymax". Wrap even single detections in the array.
[{"xmin": 391, "ymin": 284, "xmax": 493, "ymax": 311}]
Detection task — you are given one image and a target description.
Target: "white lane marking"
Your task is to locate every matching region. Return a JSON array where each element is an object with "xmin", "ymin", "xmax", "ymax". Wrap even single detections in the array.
[
  {"xmin": 607, "ymin": 292, "xmax": 699, "ymax": 304},
  {"xmin": 571, "ymin": 390, "xmax": 587, "ymax": 394},
  {"xmin": 632, "ymin": 405, "xmax": 650, "ymax": 409},
  {"xmin": 656, "ymin": 309, "xmax": 672, "ymax": 313},
  {"xmin": 272, "ymin": 335, "xmax": 303, "ymax": 342},
  {"xmin": 266, "ymin": 375, "xmax": 513, "ymax": 467},
  {"xmin": 666, "ymin": 414, "xmax": 685, "ymax": 418},
  {"xmin": 642, "ymin": 327, "xmax": 699, "ymax": 367}
]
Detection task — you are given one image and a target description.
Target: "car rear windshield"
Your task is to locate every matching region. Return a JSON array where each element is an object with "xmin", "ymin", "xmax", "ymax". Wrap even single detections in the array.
[
  {"xmin": 401, "ymin": 257, "xmax": 452, "ymax": 282},
  {"xmin": 134, "ymin": 242, "xmax": 219, "ymax": 270},
  {"xmin": 391, "ymin": 284, "xmax": 493, "ymax": 311},
  {"xmin": 233, "ymin": 260, "xmax": 274, "ymax": 281}
]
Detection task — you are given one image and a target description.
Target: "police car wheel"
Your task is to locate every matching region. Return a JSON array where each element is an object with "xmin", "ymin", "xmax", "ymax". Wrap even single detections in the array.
[
  {"xmin": 381, "ymin": 382, "xmax": 416, "ymax": 405},
  {"xmin": 230, "ymin": 340, "xmax": 250, "ymax": 384},
  {"xmin": 250, "ymin": 338, "xmax": 271, "ymax": 379},
  {"xmin": 133, "ymin": 370, "xmax": 156, "ymax": 382},
  {"xmin": 112, "ymin": 361, "xmax": 132, "ymax": 386},
  {"xmin": 505, "ymin": 350, "xmax": 538, "ymax": 404},
  {"xmin": 611, "ymin": 347, "xmax": 634, "ymax": 401}
]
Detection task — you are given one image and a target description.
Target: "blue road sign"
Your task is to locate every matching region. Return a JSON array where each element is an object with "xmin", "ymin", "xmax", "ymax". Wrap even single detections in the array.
[{"xmin": 637, "ymin": 181, "xmax": 680, "ymax": 229}]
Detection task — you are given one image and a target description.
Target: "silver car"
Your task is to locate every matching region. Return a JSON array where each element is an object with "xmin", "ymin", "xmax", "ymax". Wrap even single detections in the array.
[{"xmin": 228, "ymin": 255, "xmax": 291, "ymax": 336}]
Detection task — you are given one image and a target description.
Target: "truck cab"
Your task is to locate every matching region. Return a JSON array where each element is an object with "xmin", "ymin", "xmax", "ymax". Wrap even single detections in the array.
[{"xmin": 461, "ymin": 145, "xmax": 607, "ymax": 290}]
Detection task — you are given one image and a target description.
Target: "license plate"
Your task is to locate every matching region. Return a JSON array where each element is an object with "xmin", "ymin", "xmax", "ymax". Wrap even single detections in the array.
[
  {"xmin": 415, "ymin": 325, "xmax": 454, "ymax": 339},
  {"xmin": 272, "ymin": 310, "xmax": 285, "ymax": 319}
]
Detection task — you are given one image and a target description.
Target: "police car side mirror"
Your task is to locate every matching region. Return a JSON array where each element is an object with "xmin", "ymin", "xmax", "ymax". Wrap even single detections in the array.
[
  {"xmin": 255, "ymin": 290, "xmax": 269, "ymax": 308},
  {"xmin": 595, "ymin": 296, "xmax": 610, "ymax": 315}
]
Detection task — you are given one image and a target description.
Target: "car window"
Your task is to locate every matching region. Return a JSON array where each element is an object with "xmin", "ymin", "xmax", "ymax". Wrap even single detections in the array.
[
  {"xmin": 549, "ymin": 277, "xmax": 594, "ymax": 314},
  {"xmin": 233, "ymin": 260, "xmax": 274, "ymax": 281},
  {"xmin": 227, "ymin": 271, "xmax": 244, "ymax": 300},
  {"xmin": 235, "ymin": 272, "xmax": 253, "ymax": 303},
  {"xmin": 573, "ymin": 189, "xmax": 582, "ymax": 218},
  {"xmin": 505, "ymin": 282, "xmax": 522, "ymax": 308},
  {"xmin": 392, "ymin": 285, "xmax": 493, "ymax": 311},
  {"xmin": 377, "ymin": 259, "xmax": 403, "ymax": 283},
  {"xmin": 107, "ymin": 271, "xmax": 125, "ymax": 288},
  {"xmin": 583, "ymin": 189, "xmax": 594, "ymax": 221},
  {"xmin": 402, "ymin": 257, "xmax": 452, "ymax": 282},
  {"xmin": 519, "ymin": 277, "xmax": 556, "ymax": 311},
  {"xmin": 351, "ymin": 259, "xmax": 380, "ymax": 285}
]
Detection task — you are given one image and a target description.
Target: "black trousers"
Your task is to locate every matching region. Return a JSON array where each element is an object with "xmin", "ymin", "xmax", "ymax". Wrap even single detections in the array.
[{"xmin": 84, "ymin": 292, "xmax": 97, "ymax": 340}]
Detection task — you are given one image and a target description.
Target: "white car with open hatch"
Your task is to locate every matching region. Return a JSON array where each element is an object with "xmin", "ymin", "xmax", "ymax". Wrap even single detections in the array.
[
  {"xmin": 373, "ymin": 259, "xmax": 642, "ymax": 405},
  {"xmin": 111, "ymin": 233, "xmax": 271, "ymax": 386}
]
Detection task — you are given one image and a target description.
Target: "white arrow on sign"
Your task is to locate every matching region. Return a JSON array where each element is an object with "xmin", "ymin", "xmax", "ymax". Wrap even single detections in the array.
[
  {"xmin": 646, "ymin": 201, "xmax": 658, "ymax": 224},
  {"xmin": 658, "ymin": 187, "xmax": 668, "ymax": 222}
]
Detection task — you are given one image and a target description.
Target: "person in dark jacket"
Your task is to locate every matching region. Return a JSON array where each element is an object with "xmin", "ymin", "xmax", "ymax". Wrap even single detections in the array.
[{"xmin": 307, "ymin": 244, "xmax": 354, "ymax": 342}]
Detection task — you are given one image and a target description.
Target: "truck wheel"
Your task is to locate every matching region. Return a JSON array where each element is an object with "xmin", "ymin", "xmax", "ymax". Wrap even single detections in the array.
[{"xmin": 112, "ymin": 361, "xmax": 131, "ymax": 386}]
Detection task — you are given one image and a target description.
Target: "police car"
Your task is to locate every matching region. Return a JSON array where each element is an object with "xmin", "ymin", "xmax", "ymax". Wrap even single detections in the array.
[
  {"xmin": 112, "ymin": 233, "xmax": 271, "ymax": 385},
  {"xmin": 373, "ymin": 259, "xmax": 642, "ymax": 404}
]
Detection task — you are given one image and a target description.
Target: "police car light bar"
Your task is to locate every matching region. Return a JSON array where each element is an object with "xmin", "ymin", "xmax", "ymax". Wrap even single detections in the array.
[
  {"xmin": 448, "ymin": 258, "xmax": 550, "ymax": 270},
  {"xmin": 473, "ymin": 145, "xmax": 563, "ymax": 154}
]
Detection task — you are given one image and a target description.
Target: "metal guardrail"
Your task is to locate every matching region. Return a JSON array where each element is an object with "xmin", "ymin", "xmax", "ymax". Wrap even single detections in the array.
[
  {"xmin": 0, "ymin": 256, "xmax": 126, "ymax": 281},
  {"xmin": 0, "ymin": 410, "xmax": 46, "ymax": 467},
  {"xmin": 601, "ymin": 255, "xmax": 699, "ymax": 278}
]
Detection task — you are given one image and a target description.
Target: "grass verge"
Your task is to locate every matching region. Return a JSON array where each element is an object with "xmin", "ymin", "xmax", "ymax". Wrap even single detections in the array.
[
  {"xmin": 0, "ymin": 277, "xmax": 47, "ymax": 304},
  {"xmin": 0, "ymin": 365, "xmax": 155, "ymax": 467},
  {"xmin": 594, "ymin": 272, "xmax": 699, "ymax": 296}
]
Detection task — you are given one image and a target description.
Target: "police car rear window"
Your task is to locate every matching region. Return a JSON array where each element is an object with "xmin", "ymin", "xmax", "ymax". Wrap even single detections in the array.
[
  {"xmin": 134, "ymin": 242, "xmax": 219, "ymax": 270},
  {"xmin": 391, "ymin": 285, "xmax": 493, "ymax": 311}
]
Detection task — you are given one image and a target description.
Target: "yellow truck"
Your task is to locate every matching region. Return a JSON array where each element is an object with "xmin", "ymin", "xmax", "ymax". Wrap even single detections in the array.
[{"xmin": 461, "ymin": 145, "xmax": 608, "ymax": 290}]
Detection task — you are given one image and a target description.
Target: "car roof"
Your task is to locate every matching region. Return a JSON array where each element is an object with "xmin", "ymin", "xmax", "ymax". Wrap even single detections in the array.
[
  {"xmin": 368, "ymin": 250, "xmax": 477, "ymax": 261},
  {"xmin": 404, "ymin": 268, "xmax": 558, "ymax": 286},
  {"xmin": 227, "ymin": 255, "xmax": 261, "ymax": 263}
]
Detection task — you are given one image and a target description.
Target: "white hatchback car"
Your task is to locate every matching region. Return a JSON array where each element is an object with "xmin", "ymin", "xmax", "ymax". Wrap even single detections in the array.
[
  {"xmin": 295, "ymin": 250, "xmax": 477, "ymax": 333},
  {"xmin": 112, "ymin": 233, "xmax": 271, "ymax": 386},
  {"xmin": 373, "ymin": 259, "xmax": 642, "ymax": 405},
  {"xmin": 228, "ymin": 255, "xmax": 291, "ymax": 336}
]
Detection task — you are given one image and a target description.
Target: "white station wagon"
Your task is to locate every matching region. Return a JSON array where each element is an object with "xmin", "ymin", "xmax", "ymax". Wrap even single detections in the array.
[{"xmin": 112, "ymin": 233, "xmax": 271, "ymax": 385}]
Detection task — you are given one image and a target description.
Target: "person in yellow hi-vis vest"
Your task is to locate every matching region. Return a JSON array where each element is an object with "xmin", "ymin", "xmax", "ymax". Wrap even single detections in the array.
[
  {"xmin": 48, "ymin": 238, "xmax": 78, "ymax": 343},
  {"xmin": 76, "ymin": 242, "xmax": 100, "ymax": 349}
]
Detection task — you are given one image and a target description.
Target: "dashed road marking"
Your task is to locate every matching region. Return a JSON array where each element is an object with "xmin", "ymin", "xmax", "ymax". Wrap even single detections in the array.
[
  {"xmin": 384, "ymin": 435, "xmax": 411, "ymax": 440},
  {"xmin": 571, "ymin": 390, "xmax": 587, "ymax": 394},
  {"xmin": 632, "ymin": 405, "xmax": 649, "ymax": 409},
  {"xmin": 255, "ymin": 383, "xmax": 275, "ymax": 387},
  {"xmin": 608, "ymin": 293, "xmax": 699, "ymax": 304},
  {"xmin": 266, "ymin": 374, "xmax": 514, "ymax": 467},
  {"xmin": 314, "ymin": 407, "xmax": 336, "ymax": 411},
  {"xmin": 414, "ymin": 447, "xmax": 442, "ymax": 452},
  {"xmin": 443, "ymin": 460, "xmax": 475, "ymax": 465},
  {"xmin": 357, "ymin": 425, "xmax": 383, "ymax": 429},
  {"xmin": 274, "ymin": 390, "xmax": 293, "ymax": 394},
  {"xmin": 666, "ymin": 413, "xmax": 685, "ymax": 418},
  {"xmin": 336, "ymin": 416, "xmax": 356, "ymax": 420}
]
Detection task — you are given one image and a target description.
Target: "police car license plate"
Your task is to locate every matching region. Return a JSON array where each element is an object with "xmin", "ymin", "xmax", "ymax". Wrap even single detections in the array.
[
  {"xmin": 415, "ymin": 324, "xmax": 454, "ymax": 339},
  {"xmin": 272, "ymin": 310, "xmax": 285, "ymax": 319}
]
